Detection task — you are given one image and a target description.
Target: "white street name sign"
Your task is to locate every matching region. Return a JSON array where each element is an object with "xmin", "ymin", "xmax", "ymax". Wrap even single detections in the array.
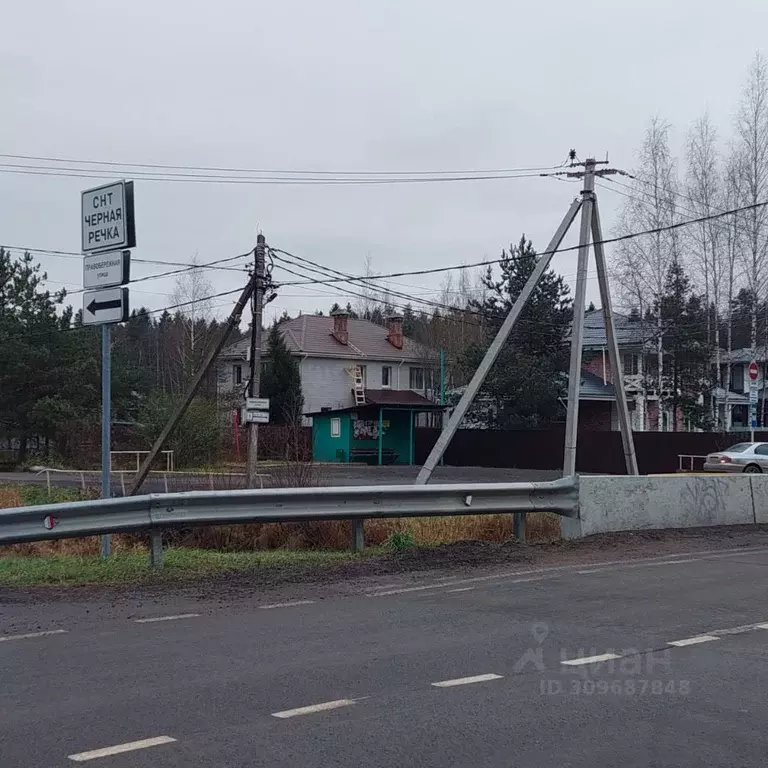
[
  {"xmin": 246, "ymin": 397, "xmax": 270, "ymax": 411},
  {"xmin": 83, "ymin": 288, "xmax": 129, "ymax": 325},
  {"xmin": 81, "ymin": 181, "xmax": 136, "ymax": 253},
  {"xmin": 243, "ymin": 409, "xmax": 270, "ymax": 424},
  {"xmin": 83, "ymin": 250, "xmax": 131, "ymax": 289}
]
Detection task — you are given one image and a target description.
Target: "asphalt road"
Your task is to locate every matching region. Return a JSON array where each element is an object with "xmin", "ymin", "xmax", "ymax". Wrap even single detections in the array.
[
  {"xmin": 3, "ymin": 543, "xmax": 768, "ymax": 765},
  {"xmin": 0, "ymin": 465, "xmax": 562, "ymax": 495}
]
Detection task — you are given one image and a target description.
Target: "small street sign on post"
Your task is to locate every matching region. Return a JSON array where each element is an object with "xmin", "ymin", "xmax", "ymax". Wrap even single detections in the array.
[
  {"xmin": 243, "ymin": 409, "xmax": 270, "ymax": 424},
  {"xmin": 81, "ymin": 181, "xmax": 136, "ymax": 254},
  {"xmin": 749, "ymin": 360, "xmax": 759, "ymax": 381},
  {"xmin": 83, "ymin": 288, "xmax": 130, "ymax": 325},
  {"xmin": 246, "ymin": 397, "xmax": 270, "ymax": 411},
  {"xmin": 83, "ymin": 250, "xmax": 131, "ymax": 289}
]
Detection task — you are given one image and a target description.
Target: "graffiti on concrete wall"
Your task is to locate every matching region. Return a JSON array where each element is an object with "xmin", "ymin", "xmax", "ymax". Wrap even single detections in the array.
[{"xmin": 680, "ymin": 476, "xmax": 728, "ymax": 520}]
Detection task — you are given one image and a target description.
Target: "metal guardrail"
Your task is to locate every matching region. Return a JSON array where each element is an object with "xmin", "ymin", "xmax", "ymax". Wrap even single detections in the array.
[{"xmin": 0, "ymin": 477, "xmax": 578, "ymax": 565}]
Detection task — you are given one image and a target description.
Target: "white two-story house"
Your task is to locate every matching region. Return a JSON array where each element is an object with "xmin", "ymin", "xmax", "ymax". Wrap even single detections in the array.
[
  {"xmin": 718, "ymin": 349, "xmax": 763, "ymax": 429},
  {"xmin": 218, "ymin": 311, "xmax": 438, "ymax": 423}
]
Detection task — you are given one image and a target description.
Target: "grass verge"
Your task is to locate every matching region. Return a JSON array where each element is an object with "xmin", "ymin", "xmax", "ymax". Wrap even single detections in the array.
[{"xmin": 0, "ymin": 547, "xmax": 380, "ymax": 587}]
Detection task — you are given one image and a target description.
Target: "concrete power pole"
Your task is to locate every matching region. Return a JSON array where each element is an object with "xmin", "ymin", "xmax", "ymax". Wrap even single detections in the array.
[
  {"xmin": 562, "ymin": 160, "xmax": 597, "ymax": 475},
  {"xmin": 416, "ymin": 156, "xmax": 639, "ymax": 487},
  {"xmin": 246, "ymin": 233, "xmax": 267, "ymax": 486}
]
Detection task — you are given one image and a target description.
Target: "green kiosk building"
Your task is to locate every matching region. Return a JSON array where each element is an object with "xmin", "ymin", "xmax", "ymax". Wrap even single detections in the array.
[{"xmin": 310, "ymin": 390, "xmax": 444, "ymax": 465}]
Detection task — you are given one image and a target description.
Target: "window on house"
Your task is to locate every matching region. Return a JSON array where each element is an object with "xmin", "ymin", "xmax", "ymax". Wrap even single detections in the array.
[
  {"xmin": 358, "ymin": 365, "xmax": 367, "ymax": 387},
  {"xmin": 732, "ymin": 364, "xmax": 744, "ymax": 392},
  {"xmin": 233, "ymin": 365, "xmax": 242, "ymax": 385},
  {"xmin": 623, "ymin": 353, "xmax": 639, "ymax": 376},
  {"xmin": 330, "ymin": 417, "xmax": 341, "ymax": 438},
  {"xmin": 409, "ymin": 366, "xmax": 425, "ymax": 390},
  {"xmin": 382, "ymin": 365, "xmax": 392, "ymax": 388}
]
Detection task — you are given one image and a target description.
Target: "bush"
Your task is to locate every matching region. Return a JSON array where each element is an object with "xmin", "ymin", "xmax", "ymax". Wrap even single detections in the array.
[
  {"xmin": 137, "ymin": 394, "xmax": 221, "ymax": 468},
  {"xmin": 387, "ymin": 529, "xmax": 416, "ymax": 550}
]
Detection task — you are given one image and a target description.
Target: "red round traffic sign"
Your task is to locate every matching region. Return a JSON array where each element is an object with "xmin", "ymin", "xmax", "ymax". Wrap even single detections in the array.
[{"xmin": 749, "ymin": 361, "xmax": 759, "ymax": 381}]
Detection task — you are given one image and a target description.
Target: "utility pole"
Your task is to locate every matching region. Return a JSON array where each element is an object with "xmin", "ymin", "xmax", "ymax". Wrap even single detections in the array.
[
  {"xmin": 562, "ymin": 160, "xmax": 597, "ymax": 475},
  {"xmin": 246, "ymin": 233, "xmax": 266, "ymax": 486},
  {"xmin": 128, "ymin": 269, "xmax": 256, "ymax": 496},
  {"xmin": 416, "ymin": 155, "xmax": 639, "ymax": 484}
]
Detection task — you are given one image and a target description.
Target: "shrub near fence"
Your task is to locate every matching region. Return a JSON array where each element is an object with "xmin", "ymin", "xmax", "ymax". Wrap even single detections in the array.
[{"xmin": 414, "ymin": 427, "xmax": 767, "ymax": 475}]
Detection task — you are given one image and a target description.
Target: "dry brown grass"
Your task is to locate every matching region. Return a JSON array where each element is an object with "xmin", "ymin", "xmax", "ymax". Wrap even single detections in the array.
[
  {"xmin": 3, "ymin": 514, "xmax": 561, "ymax": 558},
  {"xmin": 0, "ymin": 486, "xmax": 22, "ymax": 509},
  {"xmin": 167, "ymin": 512, "xmax": 561, "ymax": 551}
]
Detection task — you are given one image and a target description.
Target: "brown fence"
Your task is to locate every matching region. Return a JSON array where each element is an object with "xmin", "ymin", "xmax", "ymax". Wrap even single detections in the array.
[{"xmin": 415, "ymin": 427, "xmax": 765, "ymax": 475}]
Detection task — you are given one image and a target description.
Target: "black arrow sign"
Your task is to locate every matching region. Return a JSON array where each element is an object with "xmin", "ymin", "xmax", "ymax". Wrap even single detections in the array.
[{"xmin": 87, "ymin": 297, "xmax": 122, "ymax": 315}]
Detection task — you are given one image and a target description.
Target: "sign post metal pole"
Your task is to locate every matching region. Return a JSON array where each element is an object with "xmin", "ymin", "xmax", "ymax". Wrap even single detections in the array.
[{"xmin": 100, "ymin": 324, "xmax": 111, "ymax": 559}]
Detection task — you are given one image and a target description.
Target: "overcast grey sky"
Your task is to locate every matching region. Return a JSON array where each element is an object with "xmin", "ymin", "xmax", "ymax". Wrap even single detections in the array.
[{"xmin": 2, "ymin": 0, "xmax": 767, "ymax": 323}]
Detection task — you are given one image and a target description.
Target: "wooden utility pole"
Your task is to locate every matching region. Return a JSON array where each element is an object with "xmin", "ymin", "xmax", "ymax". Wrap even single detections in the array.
[{"xmin": 246, "ymin": 233, "xmax": 266, "ymax": 486}]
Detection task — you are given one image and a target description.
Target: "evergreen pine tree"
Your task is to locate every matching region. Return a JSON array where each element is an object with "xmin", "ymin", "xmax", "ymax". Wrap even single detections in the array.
[{"xmin": 261, "ymin": 322, "xmax": 304, "ymax": 424}]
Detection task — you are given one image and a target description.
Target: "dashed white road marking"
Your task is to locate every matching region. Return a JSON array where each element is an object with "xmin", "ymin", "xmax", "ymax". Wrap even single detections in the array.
[
  {"xmin": 134, "ymin": 614, "xmax": 200, "ymax": 624},
  {"xmin": 271, "ymin": 698, "xmax": 360, "ymax": 718},
  {"xmin": 259, "ymin": 600, "xmax": 315, "ymax": 610},
  {"xmin": 432, "ymin": 673, "xmax": 503, "ymax": 687},
  {"xmin": 668, "ymin": 635, "xmax": 720, "ymax": 647},
  {"xmin": 561, "ymin": 653, "xmax": 622, "ymax": 667},
  {"xmin": 0, "ymin": 629, "xmax": 68, "ymax": 642},
  {"xmin": 68, "ymin": 736, "xmax": 176, "ymax": 761},
  {"xmin": 447, "ymin": 587, "xmax": 475, "ymax": 593}
]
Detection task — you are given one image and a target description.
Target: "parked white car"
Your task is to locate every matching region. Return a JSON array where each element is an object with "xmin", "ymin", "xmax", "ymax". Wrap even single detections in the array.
[{"xmin": 703, "ymin": 443, "xmax": 768, "ymax": 473}]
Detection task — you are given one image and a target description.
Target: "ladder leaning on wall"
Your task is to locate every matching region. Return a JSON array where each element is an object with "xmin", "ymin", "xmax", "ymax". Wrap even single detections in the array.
[{"xmin": 349, "ymin": 365, "xmax": 366, "ymax": 406}]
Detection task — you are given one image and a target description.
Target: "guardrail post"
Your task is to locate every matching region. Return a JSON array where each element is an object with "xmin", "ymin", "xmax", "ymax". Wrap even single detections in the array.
[
  {"xmin": 351, "ymin": 519, "xmax": 364, "ymax": 552},
  {"xmin": 513, "ymin": 512, "xmax": 526, "ymax": 543},
  {"xmin": 149, "ymin": 530, "xmax": 164, "ymax": 568}
]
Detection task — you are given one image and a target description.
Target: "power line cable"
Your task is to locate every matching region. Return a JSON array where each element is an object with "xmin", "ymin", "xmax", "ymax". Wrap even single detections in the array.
[
  {"xmin": 271, "ymin": 197, "xmax": 768, "ymax": 289},
  {"xmin": 0, "ymin": 151, "xmax": 561, "ymax": 177},
  {"xmin": 0, "ymin": 164, "xmax": 552, "ymax": 186},
  {"xmin": 1, "ymin": 244, "xmax": 253, "ymax": 295},
  {"xmin": 2, "ymin": 243, "xmax": 250, "ymax": 273}
]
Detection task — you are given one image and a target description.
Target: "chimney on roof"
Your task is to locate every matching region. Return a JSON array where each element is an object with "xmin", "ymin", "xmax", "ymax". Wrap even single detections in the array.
[
  {"xmin": 331, "ymin": 308, "xmax": 349, "ymax": 345},
  {"xmin": 387, "ymin": 314, "xmax": 404, "ymax": 349}
]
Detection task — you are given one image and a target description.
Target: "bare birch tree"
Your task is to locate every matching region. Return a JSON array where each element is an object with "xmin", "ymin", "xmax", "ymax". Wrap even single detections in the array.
[
  {"xmin": 169, "ymin": 252, "xmax": 214, "ymax": 381},
  {"xmin": 685, "ymin": 112, "xmax": 725, "ymax": 421},
  {"xmin": 722, "ymin": 150, "xmax": 745, "ymax": 427},
  {"xmin": 734, "ymin": 53, "xmax": 768, "ymax": 355},
  {"xmin": 613, "ymin": 117, "xmax": 681, "ymax": 430}
]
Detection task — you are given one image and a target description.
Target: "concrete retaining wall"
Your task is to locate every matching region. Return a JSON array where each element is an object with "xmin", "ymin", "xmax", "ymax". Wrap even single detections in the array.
[{"xmin": 570, "ymin": 475, "xmax": 761, "ymax": 538}]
